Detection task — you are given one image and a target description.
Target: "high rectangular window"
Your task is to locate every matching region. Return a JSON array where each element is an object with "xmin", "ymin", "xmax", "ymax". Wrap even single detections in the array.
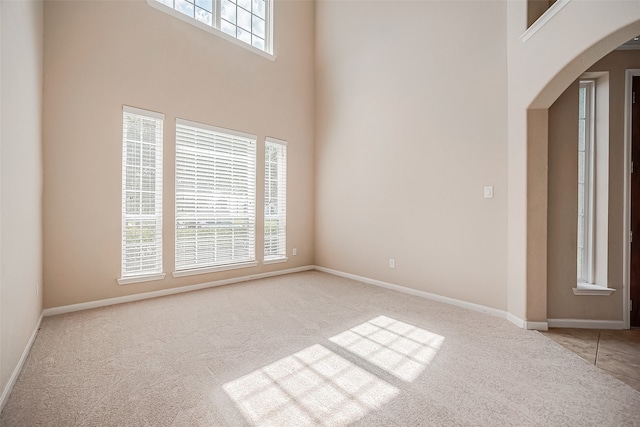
[
  {"xmin": 175, "ymin": 119, "xmax": 257, "ymax": 274},
  {"xmin": 264, "ymin": 138, "xmax": 287, "ymax": 262},
  {"xmin": 153, "ymin": 0, "xmax": 271, "ymax": 54},
  {"xmin": 120, "ymin": 106, "xmax": 164, "ymax": 283}
]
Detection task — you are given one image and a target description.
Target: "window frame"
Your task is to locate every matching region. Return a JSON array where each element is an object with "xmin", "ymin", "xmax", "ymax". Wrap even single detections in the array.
[
  {"xmin": 119, "ymin": 106, "xmax": 166, "ymax": 285},
  {"xmin": 147, "ymin": 0, "xmax": 274, "ymax": 60},
  {"xmin": 577, "ymin": 80, "xmax": 596, "ymax": 284},
  {"xmin": 173, "ymin": 118, "xmax": 258, "ymax": 277},
  {"xmin": 263, "ymin": 137, "xmax": 288, "ymax": 264}
]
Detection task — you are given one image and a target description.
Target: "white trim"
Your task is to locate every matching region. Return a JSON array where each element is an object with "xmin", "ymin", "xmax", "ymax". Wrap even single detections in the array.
[
  {"xmin": 314, "ymin": 267, "xmax": 550, "ymax": 331},
  {"xmin": 172, "ymin": 261, "xmax": 259, "ymax": 278},
  {"xmin": 519, "ymin": 0, "xmax": 571, "ymax": 43},
  {"xmin": 43, "ymin": 265, "xmax": 314, "ymax": 317},
  {"xmin": 623, "ymin": 69, "xmax": 639, "ymax": 329},
  {"xmin": 45, "ymin": 265, "xmax": 554, "ymax": 332},
  {"xmin": 175, "ymin": 118, "xmax": 257, "ymax": 141},
  {"xmin": 265, "ymin": 137, "xmax": 288, "ymax": 147},
  {"xmin": 146, "ymin": 0, "xmax": 275, "ymax": 61},
  {"xmin": 0, "ymin": 313, "xmax": 43, "ymax": 412},
  {"xmin": 117, "ymin": 273, "xmax": 167, "ymax": 285},
  {"xmin": 572, "ymin": 283, "xmax": 616, "ymax": 296},
  {"xmin": 548, "ymin": 319, "xmax": 626, "ymax": 329},
  {"xmin": 506, "ymin": 313, "xmax": 525, "ymax": 328},
  {"xmin": 313, "ymin": 266, "xmax": 507, "ymax": 319},
  {"xmin": 525, "ymin": 321, "xmax": 549, "ymax": 331},
  {"xmin": 122, "ymin": 105, "xmax": 164, "ymax": 120},
  {"xmin": 263, "ymin": 257, "xmax": 288, "ymax": 265}
]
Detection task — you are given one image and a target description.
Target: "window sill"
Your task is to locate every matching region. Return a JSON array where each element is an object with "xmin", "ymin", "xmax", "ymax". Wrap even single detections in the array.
[
  {"xmin": 263, "ymin": 257, "xmax": 289, "ymax": 265},
  {"xmin": 172, "ymin": 261, "xmax": 259, "ymax": 278},
  {"xmin": 573, "ymin": 283, "xmax": 616, "ymax": 296},
  {"xmin": 147, "ymin": 0, "xmax": 275, "ymax": 61},
  {"xmin": 118, "ymin": 273, "xmax": 167, "ymax": 285}
]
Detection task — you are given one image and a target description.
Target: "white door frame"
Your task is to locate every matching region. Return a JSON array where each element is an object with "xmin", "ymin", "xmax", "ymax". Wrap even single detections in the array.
[{"xmin": 622, "ymin": 69, "xmax": 640, "ymax": 329}]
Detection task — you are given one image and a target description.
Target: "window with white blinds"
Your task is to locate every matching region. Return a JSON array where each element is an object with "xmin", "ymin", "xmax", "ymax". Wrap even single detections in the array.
[
  {"xmin": 264, "ymin": 138, "xmax": 287, "ymax": 261},
  {"xmin": 120, "ymin": 106, "xmax": 164, "ymax": 282},
  {"xmin": 175, "ymin": 119, "xmax": 256, "ymax": 273}
]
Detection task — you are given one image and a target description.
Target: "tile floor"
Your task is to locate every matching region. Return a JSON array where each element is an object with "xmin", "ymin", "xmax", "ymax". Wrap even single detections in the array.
[{"xmin": 541, "ymin": 328, "xmax": 640, "ymax": 391}]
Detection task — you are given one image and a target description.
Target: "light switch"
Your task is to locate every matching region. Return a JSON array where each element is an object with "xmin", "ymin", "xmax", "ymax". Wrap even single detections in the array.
[{"xmin": 484, "ymin": 186, "xmax": 494, "ymax": 199}]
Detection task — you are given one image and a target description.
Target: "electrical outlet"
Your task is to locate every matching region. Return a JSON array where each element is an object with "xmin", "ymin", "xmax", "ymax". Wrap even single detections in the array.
[
  {"xmin": 292, "ymin": 248, "xmax": 297, "ymax": 256},
  {"xmin": 389, "ymin": 259, "xmax": 395, "ymax": 269}
]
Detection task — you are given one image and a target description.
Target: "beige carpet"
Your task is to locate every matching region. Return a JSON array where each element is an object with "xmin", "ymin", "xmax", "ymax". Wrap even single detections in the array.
[{"xmin": 1, "ymin": 271, "xmax": 639, "ymax": 426}]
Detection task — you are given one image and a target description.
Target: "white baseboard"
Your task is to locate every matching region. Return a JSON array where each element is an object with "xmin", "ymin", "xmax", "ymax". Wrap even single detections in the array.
[
  {"xmin": 0, "ymin": 313, "xmax": 43, "ymax": 412},
  {"xmin": 506, "ymin": 313, "xmax": 525, "ymax": 328},
  {"xmin": 43, "ymin": 265, "xmax": 315, "ymax": 317},
  {"xmin": 525, "ymin": 321, "xmax": 549, "ymax": 331},
  {"xmin": 547, "ymin": 319, "xmax": 626, "ymax": 329},
  {"xmin": 313, "ymin": 265, "xmax": 511, "ymax": 320}
]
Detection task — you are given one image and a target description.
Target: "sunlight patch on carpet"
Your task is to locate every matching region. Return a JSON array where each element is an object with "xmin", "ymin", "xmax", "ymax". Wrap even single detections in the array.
[
  {"xmin": 329, "ymin": 315, "xmax": 444, "ymax": 382},
  {"xmin": 223, "ymin": 344, "xmax": 398, "ymax": 426}
]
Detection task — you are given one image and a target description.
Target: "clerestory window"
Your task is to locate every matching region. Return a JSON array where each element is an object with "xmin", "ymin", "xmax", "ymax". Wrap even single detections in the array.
[{"xmin": 152, "ymin": 0, "xmax": 272, "ymax": 55}]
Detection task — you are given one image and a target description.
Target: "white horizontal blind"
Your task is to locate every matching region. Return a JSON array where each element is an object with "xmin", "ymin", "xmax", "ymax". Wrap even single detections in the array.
[
  {"xmin": 175, "ymin": 119, "xmax": 256, "ymax": 271},
  {"xmin": 264, "ymin": 138, "xmax": 287, "ymax": 260},
  {"xmin": 121, "ymin": 106, "xmax": 164, "ymax": 278}
]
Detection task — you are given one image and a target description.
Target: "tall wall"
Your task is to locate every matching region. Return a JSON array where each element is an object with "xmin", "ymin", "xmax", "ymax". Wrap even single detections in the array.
[
  {"xmin": 314, "ymin": 0, "xmax": 509, "ymax": 310},
  {"xmin": 0, "ymin": 0, "xmax": 43, "ymax": 400},
  {"xmin": 548, "ymin": 50, "xmax": 640, "ymax": 320},
  {"xmin": 43, "ymin": 0, "xmax": 315, "ymax": 308}
]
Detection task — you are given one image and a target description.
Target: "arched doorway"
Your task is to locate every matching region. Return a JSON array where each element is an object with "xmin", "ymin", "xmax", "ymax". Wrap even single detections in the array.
[{"xmin": 519, "ymin": 13, "xmax": 640, "ymax": 328}]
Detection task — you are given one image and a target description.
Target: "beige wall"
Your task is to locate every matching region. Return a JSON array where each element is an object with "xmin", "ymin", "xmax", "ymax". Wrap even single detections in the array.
[
  {"xmin": 548, "ymin": 50, "xmax": 640, "ymax": 320},
  {"xmin": 315, "ymin": 0, "xmax": 509, "ymax": 310},
  {"xmin": 0, "ymin": 0, "xmax": 43, "ymax": 397},
  {"xmin": 43, "ymin": 0, "xmax": 315, "ymax": 308}
]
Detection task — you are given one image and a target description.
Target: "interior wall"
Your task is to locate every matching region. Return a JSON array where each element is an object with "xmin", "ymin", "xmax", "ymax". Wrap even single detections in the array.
[
  {"xmin": 507, "ymin": 0, "xmax": 640, "ymax": 323},
  {"xmin": 547, "ymin": 81, "xmax": 581, "ymax": 318},
  {"xmin": 547, "ymin": 49, "xmax": 640, "ymax": 320},
  {"xmin": 42, "ymin": 0, "xmax": 315, "ymax": 308},
  {"xmin": 314, "ymin": 0, "xmax": 508, "ymax": 310},
  {"xmin": 0, "ymin": 0, "xmax": 43, "ymax": 396}
]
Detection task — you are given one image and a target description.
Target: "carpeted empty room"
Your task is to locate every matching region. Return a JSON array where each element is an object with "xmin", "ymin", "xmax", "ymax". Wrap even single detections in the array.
[
  {"xmin": 2, "ymin": 271, "xmax": 638, "ymax": 426},
  {"xmin": 5, "ymin": 1, "xmax": 640, "ymax": 425}
]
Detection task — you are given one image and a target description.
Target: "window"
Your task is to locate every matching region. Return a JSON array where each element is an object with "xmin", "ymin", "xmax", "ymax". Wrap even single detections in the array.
[
  {"xmin": 577, "ymin": 80, "xmax": 595, "ymax": 283},
  {"xmin": 153, "ymin": 0, "xmax": 271, "ymax": 54},
  {"xmin": 120, "ymin": 106, "xmax": 165, "ymax": 284},
  {"xmin": 175, "ymin": 119, "xmax": 257, "ymax": 275},
  {"xmin": 264, "ymin": 138, "xmax": 287, "ymax": 262}
]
